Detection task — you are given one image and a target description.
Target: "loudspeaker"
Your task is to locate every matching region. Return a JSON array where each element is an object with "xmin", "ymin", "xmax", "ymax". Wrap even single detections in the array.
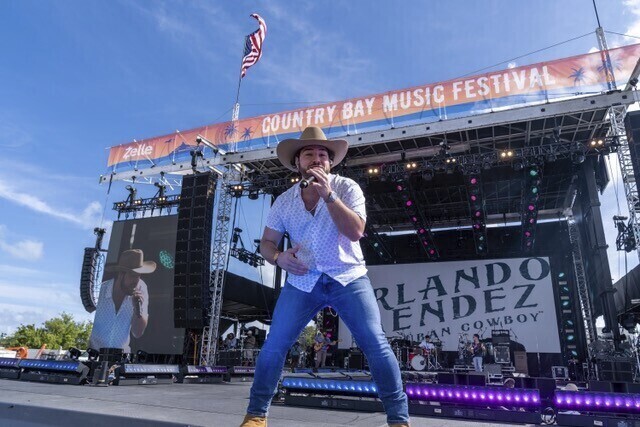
[
  {"xmin": 348, "ymin": 351, "xmax": 366, "ymax": 370},
  {"xmin": 174, "ymin": 173, "xmax": 216, "ymax": 329},
  {"xmin": 494, "ymin": 346, "xmax": 510, "ymax": 364},
  {"xmin": 597, "ymin": 360, "xmax": 634, "ymax": 382},
  {"xmin": 322, "ymin": 307, "xmax": 339, "ymax": 338},
  {"xmin": 468, "ymin": 372, "xmax": 487, "ymax": 386},
  {"xmin": 513, "ymin": 351, "xmax": 528, "ymax": 375},
  {"xmin": 80, "ymin": 247, "xmax": 98, "ymax": 313},
  {"xmin": 437, "ymin": 372, "xmax": 455, "ymax": 384},
  {"xmin": 484, "ymin": 363, "xmax": 502, "ymax": 375}
]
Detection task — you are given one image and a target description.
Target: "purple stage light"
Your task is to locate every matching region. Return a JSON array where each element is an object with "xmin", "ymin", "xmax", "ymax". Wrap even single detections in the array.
[
  {"xmin": 405, "ymin": 383, "xmax": 540, "ymax": 408},
  {"xmin": 406, "ymin": 200, "xmax": 413, "ymax": 207},
  {"xmin": 555, "ymin": 390, "xmax": 640, "ymax": 414},
  {"xmin": 470, "ymin": 177, "xmax": 478, "ymax": 185}
]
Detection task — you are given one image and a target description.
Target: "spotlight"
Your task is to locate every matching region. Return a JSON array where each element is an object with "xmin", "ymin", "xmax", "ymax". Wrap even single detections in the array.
[
  {"xmin": 68, "ymin": 347, "xmax": 81, "ymax": 361},
  {"xmin": 86, "ymin": 348, "xmax": 100, "ymax": 361},
  {"xmin": 571, "ymin": 152, "xmax": 585, "ymax": 164},
  {"xmin": 290, "ymin": 177, "xmax": 300, "ymax": 183},
  {"xmin": 421, "ymin": 169, "xmax": 435, "ymax": 181},
  {"xmin": 367, "ymin": 167, "xmax": 380, "ymax": 175},
  {"xmin": 406, "ymin": 162, "xmax": 418, "ymax": 170},
  {"xmin": 512, "ymin": 159, "xmax": 525, "ymax": 171},
  {"xmin": 248, "ymin": 190, "xmax": 259, "ymax": 200}
]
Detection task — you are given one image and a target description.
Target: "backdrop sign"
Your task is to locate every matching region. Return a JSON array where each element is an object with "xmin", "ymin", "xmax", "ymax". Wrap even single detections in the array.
[
  {"xmin": 338, "ymin": 257, "xmax": 561, "ymax": 353},
  {"xmin": 107, "ymin": 43, "xmax": 640, "ymax": 174}
]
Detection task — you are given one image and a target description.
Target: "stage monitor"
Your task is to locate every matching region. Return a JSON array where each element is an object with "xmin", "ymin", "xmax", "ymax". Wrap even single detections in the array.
[{"xmin": 88, "ymin": 215, "xmax": 184, "ymax": 355}]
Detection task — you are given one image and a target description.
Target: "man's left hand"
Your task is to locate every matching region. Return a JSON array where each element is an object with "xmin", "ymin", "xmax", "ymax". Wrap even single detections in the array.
[{"xmin": 307, "ymin": 167, "xmax": 331, "ymax": 200}]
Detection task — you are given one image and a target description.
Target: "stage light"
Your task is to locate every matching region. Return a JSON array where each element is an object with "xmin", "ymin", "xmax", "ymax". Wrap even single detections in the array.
[
  {"xmin": 231, "ymin": 366, "xmax": 256, "ymax": 375},
  {"xmin": 406, "ymin": 383, "xmax": 540, "ymax": 408},
  {"xmin": 555, "ymin": 390, "xmax": 640, "ymax": 414},
  {"xmin": 282, "ymin": 377, "xmax": 379, "ymax": 397},
  {"xmin": 248, "ymin": 190, "xmax": 259, "ymax": 200},
  {"xmin": 571, "ymin": 152, "xmax": 585, "ymax": 165},
  {"xmin": 422, "ymin": 169, "xmax": 435, "ymax": 181},
  {"xmin": 0, "ymin": 357, "xmax": 21, "ymax": 379},
  {"xmin": 290, "ymin": 177, "xmax": 299, "ymax": 183},
  {"xmin": 406, "ymin": 162, "xmax": 418, "ymax": 170},
  {"xmin": 513, "ymin": 159, "xmax": 525, "ymax": 171},
  {"xmin": 367, "ymin": 167, "xmax": 380, "ymax": 175},
  {"xmin": 19, "ymin": 359, "xmax": 89, "ymax": 385},
  {"xmin": 86, "ymin": 348, "xmax": 100, "ymax": 361},
  {"xmin": 68, "ymin": 347, "xmax": 81, "ymax": 360}
]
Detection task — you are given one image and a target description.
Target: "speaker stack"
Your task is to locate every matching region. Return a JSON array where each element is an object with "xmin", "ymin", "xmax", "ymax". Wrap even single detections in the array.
[{"xmin": 174, "ymin": 173, "xmax": 216, "ymax": 329}]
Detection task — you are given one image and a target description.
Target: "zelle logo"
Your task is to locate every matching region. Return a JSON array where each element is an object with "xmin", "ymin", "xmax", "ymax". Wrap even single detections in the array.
[{"xmin": 123, "ymin": 144, "xmax": 153, "ymax": 159}]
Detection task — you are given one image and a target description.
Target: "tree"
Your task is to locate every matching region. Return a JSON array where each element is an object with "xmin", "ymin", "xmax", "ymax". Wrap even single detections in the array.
[
  {"xmin": 1, "ymin": 313, "xmax": 92, "ymax": 349},
  {"xmin": 299, "ymin": 325, "xmax": 318, "ymax": 348}
]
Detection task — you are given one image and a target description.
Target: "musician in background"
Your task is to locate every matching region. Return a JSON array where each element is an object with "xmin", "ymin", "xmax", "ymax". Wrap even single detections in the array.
[
  {"xmin": 314, "ymin": 330, "xmax": 338, "ymax": 368},
  {"xmin": 418, "ymin": 335, "xmax": 435, "ymax": 354},
  {"xmin": 470, "ymin": 334, "xmax": 486, "ymax": 372},
  {"xmin": 288, "ymin": 341, "xmax": 302, "ymax": 368}
]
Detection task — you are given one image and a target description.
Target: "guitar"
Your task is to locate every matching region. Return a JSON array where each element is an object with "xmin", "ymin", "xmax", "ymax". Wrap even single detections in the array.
[{"xmin": 314, "ymin": 339, "xmax": 342, "ymax": 352}]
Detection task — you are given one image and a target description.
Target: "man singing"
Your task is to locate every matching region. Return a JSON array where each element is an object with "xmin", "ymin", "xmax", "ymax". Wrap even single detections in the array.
[
  {"xmin": 89, "ymin": 249, "xmax": 155, "ymax": 352},
  {"xmin": 240, "ymin": 126, "xmax": 409, "ymax": 427}
]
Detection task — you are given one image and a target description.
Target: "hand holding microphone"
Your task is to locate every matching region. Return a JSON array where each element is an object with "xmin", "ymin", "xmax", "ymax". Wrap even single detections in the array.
[{"xmin": 299, "ymin": 175, "xmax": 316, "ymax": 188}]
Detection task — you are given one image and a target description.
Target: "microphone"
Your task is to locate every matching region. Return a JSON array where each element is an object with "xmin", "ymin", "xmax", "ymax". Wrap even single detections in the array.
[
  {"xmin": 299, "ymin": 176, "xmax": 315, "ymax": 188},
  {"xmin": 136, "ymin": 298, "xmax": 143, "ymax": 317}
]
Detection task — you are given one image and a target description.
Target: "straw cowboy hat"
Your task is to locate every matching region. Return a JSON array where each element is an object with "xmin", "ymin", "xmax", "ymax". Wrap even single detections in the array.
[
  {"xmin": 276, "ymin": 126, "xmax": 348, "ymax": 171},
  {"xmin": 106, "ymin": 249, "xmax": 157, "ymax": 274}
]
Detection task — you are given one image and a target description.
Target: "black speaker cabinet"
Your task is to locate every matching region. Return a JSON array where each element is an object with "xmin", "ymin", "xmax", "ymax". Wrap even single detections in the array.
[{"xmin": 173, "ymin": 173, "xmax": 216, "ymax": 329}]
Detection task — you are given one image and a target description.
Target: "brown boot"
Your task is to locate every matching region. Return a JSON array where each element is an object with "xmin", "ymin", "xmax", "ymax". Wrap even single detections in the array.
[
  {"xmin": 388, "ymin": 424, "xmax": 410, "ymax": 427},
  {"xmin": 240, "ymin": 414, "xmax": 267, "ymax": 427}
]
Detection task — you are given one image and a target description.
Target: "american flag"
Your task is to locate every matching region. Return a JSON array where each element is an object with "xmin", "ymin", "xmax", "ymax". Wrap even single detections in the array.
[{"xmin": 240, "ymin": 14, "xmax": 267, "ymax": 78}]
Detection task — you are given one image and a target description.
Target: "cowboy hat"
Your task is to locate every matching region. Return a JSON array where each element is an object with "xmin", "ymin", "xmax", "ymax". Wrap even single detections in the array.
[
  {"xmin": 276, "ymin": 126, "xmax": 348, "ymax": 171},
  {"xmin": 106, "ymin": 249, "xmax": 157, "ymax": 274}
]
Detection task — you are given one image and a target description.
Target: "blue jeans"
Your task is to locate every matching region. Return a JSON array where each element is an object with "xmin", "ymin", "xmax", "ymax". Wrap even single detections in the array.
[
  {"xmin": 247, "ymin": 274, "xmax": 409, "ymax": 424},
  {"xmin": 473, "ymin": 356, "xmax": 483, "ymax": 372}
]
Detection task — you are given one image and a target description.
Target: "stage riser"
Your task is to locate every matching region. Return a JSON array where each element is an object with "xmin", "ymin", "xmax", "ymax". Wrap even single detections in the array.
[
  {"xmin": 20, "ymin": 372, "xmax": 85, "ymax": 385},
  {"xmin": 409, "ymin": 403, "xmax": 542, "ymax": 424},
  {"xmin": 556, "ymin": 413, "xmax": 640, "ymax": 427},
  {"xmin": 180, "ymin": 376, "xmax": 224, "ymax": 384},
  {"xmin": 283, "ymin": 394, "xmax": 384, "ymax": 412},
  {"xmin": 114, "ymin": 377, "xmax": 174, "ymax": 386}
]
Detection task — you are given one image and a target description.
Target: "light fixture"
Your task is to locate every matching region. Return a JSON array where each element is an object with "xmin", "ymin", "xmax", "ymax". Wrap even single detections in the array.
[
  {"xmin": 555, "ymin": 390, "xmax": 640, "ymax": 413},
  {"xmin": 282, "ymin": 377, "xmax": 379, "ymax": 397},
  {"xmin": 406, "ymin": 383, "xmax": 540, "ymax": 408}
]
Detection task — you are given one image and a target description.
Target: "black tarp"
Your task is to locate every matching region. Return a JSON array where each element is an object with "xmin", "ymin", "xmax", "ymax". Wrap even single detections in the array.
[{"xmin": 222, "ymin": 271, "xmax": 276, "ymax": 323}]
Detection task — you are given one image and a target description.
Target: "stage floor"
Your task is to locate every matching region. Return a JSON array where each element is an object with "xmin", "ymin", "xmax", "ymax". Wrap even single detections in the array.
[{"xmin": 0, "ymin": 378, "xmax": 537, "ymax": 427}]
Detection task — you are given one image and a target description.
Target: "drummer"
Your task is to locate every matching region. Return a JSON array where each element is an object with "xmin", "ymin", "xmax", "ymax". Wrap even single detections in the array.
[{"xmin": 418, "ymin": 334, "xmax": 436, "ymax": 355}]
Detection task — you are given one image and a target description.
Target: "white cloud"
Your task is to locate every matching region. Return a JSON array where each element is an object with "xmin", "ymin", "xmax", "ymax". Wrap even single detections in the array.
[
  {"xmin": 0, "ymin": 225, "xmax": 44, "ymax": 261},
  {"xmin": 0, "ymin": 239, "xmax": 43, "ymax": 261},
  {"xmin": 0, "ymin": 178, "xmax": 103, "ymax": 229}
]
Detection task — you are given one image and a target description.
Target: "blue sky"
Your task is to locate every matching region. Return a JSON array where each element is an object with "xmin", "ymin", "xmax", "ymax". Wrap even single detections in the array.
[{"xmin": 1, "ymin": 0, "xmax": 639, "ymax": 336}]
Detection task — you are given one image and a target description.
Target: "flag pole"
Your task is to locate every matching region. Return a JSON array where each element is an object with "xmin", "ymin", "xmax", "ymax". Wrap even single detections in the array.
[{"xmin": 231, "ymin": 38, "xmax": 246, "ymax": 152}]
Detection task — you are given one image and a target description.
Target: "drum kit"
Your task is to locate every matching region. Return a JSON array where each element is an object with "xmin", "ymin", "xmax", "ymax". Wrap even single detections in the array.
[{"xmin": 388, "ymin": 332, "xmax": 443, "ymax": 371}]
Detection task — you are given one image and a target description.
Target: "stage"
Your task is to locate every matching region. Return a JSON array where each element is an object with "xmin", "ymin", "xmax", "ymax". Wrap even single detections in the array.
[{"xmin": 0, "ymin": 378, "xmax": 535, "ymax": 427}]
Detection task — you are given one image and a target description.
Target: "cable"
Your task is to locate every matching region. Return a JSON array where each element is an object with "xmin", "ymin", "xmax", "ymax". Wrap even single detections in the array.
[
  {"xmin": 605, "ymin": 30, "xmax": 640, "ymax": 41},
  {"xmin": 458, "ymin": 32, "xmax": 594, "ymax": 78}
]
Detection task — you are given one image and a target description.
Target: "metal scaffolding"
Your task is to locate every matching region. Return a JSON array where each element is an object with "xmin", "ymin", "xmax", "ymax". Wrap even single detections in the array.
[
  {"xmin": 567, "ymin": 214, "xmax": 596, "ymax": 358},
  {"xmin": 596, "ymin": 26, "xmax": 640, "ymax": 262},
  {"xmin": 199, "ymin": 167, "xmax": 238, "ymax": 365}
]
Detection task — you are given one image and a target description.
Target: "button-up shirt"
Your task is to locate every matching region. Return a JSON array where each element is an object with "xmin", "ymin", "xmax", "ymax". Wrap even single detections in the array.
[
  {"xmin": 265, "ymin": 173, "xmax": 367, "ymax": 292},
  {"xmin": 89, "ymin": 278, "xmax": 149, "ymax": 352}
]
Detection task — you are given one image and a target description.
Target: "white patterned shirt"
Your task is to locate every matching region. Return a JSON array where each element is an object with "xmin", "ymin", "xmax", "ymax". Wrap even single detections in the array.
[
  {"xmin": 89, "ymin": 278, "xmax": 149, "ymax": 352},
  {"xmin": 265, "ymin": 174, "xmax": 367, "ymax": 292}
]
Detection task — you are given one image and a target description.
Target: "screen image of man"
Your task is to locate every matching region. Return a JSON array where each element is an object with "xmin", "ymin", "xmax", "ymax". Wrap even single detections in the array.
[{"xmin": 89, "ymin": 249, "xmax": 155, "ymax": 352}]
